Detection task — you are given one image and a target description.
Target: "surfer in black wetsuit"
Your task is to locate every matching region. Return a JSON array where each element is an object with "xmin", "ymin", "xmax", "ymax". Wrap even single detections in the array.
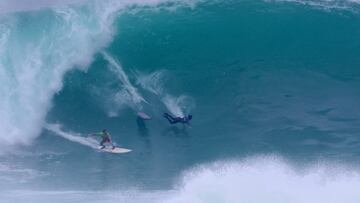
[
  {"xmin": 163, "ymin": 113, "xmax": 192, "ymax": 126},
  {"xmin": 90, "ymin": 129, "xmax": 115, "ymax": 149}
]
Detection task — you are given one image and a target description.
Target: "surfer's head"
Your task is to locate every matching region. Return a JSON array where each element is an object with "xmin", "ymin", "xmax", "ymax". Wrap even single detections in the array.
[
  {"xmin": 188, "ymin": 115, "xmax": 193, "ymax": 120},
  {"xmin": 102, "ymin": 129, "xmax": 107, "ymax": 133}
]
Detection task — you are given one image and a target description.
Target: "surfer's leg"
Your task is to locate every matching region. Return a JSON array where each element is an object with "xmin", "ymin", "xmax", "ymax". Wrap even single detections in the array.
[
  {"xmin": 164, "ymin": 116, "xmax": 172, "ymax": 123},
  {"xmin": 164, "ymin": 113, "xmax": 176, "ymax": 121},
  {"xmin": 102, "ymin": 137, "xmax": 115, "ymax": 149},
  {"xmin": 164, "ymin": 114, "xmax": 177, "ymax": 124},
  {"xmin": 167, "ymin": 113, "xmax": 175, "ymax": 120},
  {"xmin": 100, "ymin": 138, "xmax": 106, "ymax": 149}
]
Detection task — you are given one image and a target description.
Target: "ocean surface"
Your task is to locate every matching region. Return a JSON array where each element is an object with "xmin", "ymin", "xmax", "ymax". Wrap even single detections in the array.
[{"xmin": 2, "ymin": 0, "xmax": 360, "ymax": 202}]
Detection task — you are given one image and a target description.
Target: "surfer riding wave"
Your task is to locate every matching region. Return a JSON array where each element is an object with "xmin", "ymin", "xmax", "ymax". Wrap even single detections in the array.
[{"xmin": 89, "ymin": 129, "xmax": 115, "ymax": 149}]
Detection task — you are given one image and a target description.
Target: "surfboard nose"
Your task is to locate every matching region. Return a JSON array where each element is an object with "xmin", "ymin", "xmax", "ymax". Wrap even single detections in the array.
[{"xmin": 137, "ymin": 112, "xmax": 151, "ymax": 120}]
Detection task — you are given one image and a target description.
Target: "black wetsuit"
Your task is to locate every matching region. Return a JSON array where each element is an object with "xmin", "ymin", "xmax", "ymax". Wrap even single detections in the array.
[
  {"xmin": 96, "ymin": 131, "xmax": 115, "ymax": 149},
  {"xmin": 163, "ymin": 113, "xmax": 190, "ymax": 124}
]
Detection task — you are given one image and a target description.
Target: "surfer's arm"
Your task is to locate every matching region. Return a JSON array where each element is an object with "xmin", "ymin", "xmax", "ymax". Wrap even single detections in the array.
[{"xmin": 88, "ymin": 132, "xmax": 102, "ymax": 137}]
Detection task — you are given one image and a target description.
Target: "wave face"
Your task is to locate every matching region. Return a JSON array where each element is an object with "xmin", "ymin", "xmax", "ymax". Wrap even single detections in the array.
[
  {"xmin": 0, "ymin": 0, "xmax": 171, "ymax": 150},
  {"xmin": 2, "ymin": 0, "xmax": 360, "ymax": 202},
  {"xmin": 0, "ymin": 0, "xmax": 113, "ymax": 149}
]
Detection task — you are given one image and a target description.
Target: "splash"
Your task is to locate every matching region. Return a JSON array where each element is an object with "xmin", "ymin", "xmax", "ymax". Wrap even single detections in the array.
[
  {"xmin": 162, "ymin": 95, "xmax": 194, "ymax": 117},
  {"xmin": 164, "ymin": 156, "xmax": 360, "ymax": 203},
  {"xmin": 102, "ymin": 51, "xmax": 147, "ymax": 113},
  {"xmin": 136, "ymin": 70, "xmax": 195, "ymax": 117},
  {"xmin": 45, "ymin": 123, "xmax": 99, "ymax": 149}
]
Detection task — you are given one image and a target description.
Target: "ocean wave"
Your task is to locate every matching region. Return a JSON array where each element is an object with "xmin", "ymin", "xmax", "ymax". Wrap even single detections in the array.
[
  {"xmin": 2, "ymin": 157, "xmax": 360, "ymax": 203},
  {"xmin": 0, "ymin": 1, "xmax": 115, "ymax": 149},
  {"xmin": 0, "ymin": 0, "xmax": 194, "ymax": 152},
  {"xmin": 268, "ymin": 0, "xmax": 360, "ymax": 12},
  {"xmin": 165, "ymin": 156, "xmax": 360, "ymax": 203}
]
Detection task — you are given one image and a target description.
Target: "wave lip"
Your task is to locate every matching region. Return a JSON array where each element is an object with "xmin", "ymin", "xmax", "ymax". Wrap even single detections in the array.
[
  {"xmin": 0, "ymin": 1, "xmax": 118, "ymax": 150},
  {"xmin": 0, "ymin": 0, "xmax": 87, "ymax": 14}
]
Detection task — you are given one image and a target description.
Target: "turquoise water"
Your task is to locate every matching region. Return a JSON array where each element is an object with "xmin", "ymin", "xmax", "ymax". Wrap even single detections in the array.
[{"xmin": 2, "ymin": 0, "xmax": 360, "ymax": 202}]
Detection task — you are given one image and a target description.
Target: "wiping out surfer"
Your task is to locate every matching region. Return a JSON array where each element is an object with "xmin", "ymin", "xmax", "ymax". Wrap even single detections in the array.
[
  {"xmin": 163, "ymin": 113, "xmax": 192, "ymax": 127},
  {"xmin": 89, "ymin": 129, "xmax": 115, "ymax": 149}
]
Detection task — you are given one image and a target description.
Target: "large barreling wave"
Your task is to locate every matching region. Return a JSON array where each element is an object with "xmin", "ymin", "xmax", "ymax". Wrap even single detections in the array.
[
  {"xmin": 0, "ymin": 0, "xmax": 194, "ymax": 152},
  {"xmin": 2, "ymin": 0, "xmax": 360, "ymax": 202}
]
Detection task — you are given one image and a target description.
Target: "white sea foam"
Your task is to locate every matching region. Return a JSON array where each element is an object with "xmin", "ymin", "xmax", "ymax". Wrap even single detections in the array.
[
  {"xmin": 164, "ymin": 156, "xmax": 360, "ymax": 203},
  {"xmin": 45, "ymin": 123, "xmax": 99, "ymax": 149},
  {"xmin": 1, "ymin": 157, "xmax": 360, "ymax": 203},
  {"xmin": 0, "ymin": 163, "xmax": 48, "ymax": 184},
  {"xmin": 0, "ymin": 0, "xmax": 197, "ymax": 14},
  {"xmin": 0, "ymin": 0, "xmax": 87, "ymax": 14},
  {"xmin": 0, "ymin": 1, "xmax": 114, "ymax": 150}
]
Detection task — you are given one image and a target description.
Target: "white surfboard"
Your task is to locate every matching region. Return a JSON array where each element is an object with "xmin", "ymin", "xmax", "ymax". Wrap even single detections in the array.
[
  {"xmin": 137, "ymin": 112, "xmax": 151, "ymax": 120},
  {"xmin": 98, "ymin": 146, "xmax": 132, "ymax": 154}
]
